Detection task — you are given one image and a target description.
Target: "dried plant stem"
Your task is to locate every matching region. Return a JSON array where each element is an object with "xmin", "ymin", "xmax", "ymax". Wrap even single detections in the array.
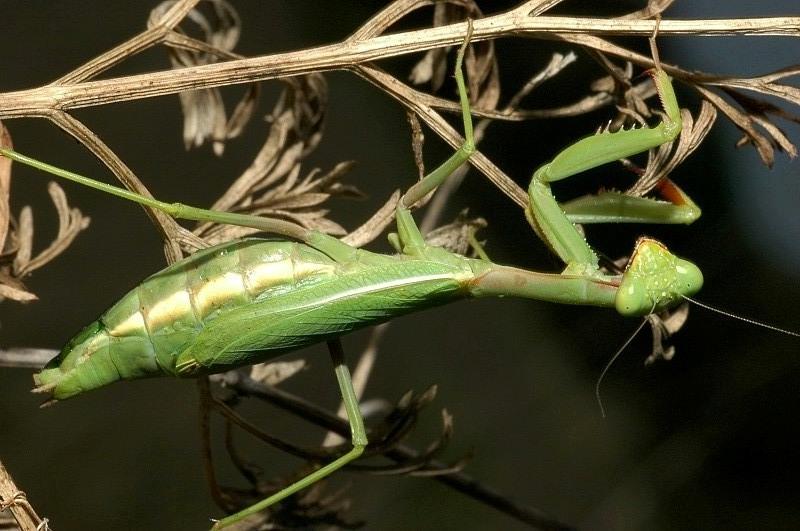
[
  {"xmin": 55, "ymin": 0, "xmax": 203, "ymax": 85},
  {"xmin": 355, "ymin": 63, "xmax": 531, "ymax": 208},
  {"xmin": 0, "ymin": 5, "xmax": 795, "ymax": 237},
  {"xmin": 2, "ymin": 2, "xmax": 799, "ymax": 527},
  {"xmin": 0, "ymin": 460, "xmax": 46, "ymax": 531},
  {"xmin": 0, "ymin": 12, "xmax": 796, "ymax": 118},
  {"xmin": 0, "ymin": 349, "xmax": 57, "ymax": 369},
  {"xmin": 46, "ymin": 112, "xmax": 205, "ymax": 262}
]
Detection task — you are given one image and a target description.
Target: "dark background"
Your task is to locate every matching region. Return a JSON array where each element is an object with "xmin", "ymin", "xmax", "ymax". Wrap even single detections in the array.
[{"xmin": 1, "ymin": 1, "xmax": 799, "ymax": 530}]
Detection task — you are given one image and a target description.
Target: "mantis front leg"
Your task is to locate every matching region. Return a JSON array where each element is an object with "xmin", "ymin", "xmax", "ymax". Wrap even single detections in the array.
[
  {"xmin": 393, "ymin": 40, "xmax": 703, "ymax": 316},
  {"xmin": 524, "ymin": 65, "xmax": 703, "ymax": 315},
  {"xmin": 526, "ymin": 68, "xmax": 685, "ymax": 270}
]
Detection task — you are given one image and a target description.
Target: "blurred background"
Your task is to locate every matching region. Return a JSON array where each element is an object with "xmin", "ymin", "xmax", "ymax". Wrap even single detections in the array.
[{"xmin": 1, "ymin": 1, "xmax": 799, "ymax": 530}]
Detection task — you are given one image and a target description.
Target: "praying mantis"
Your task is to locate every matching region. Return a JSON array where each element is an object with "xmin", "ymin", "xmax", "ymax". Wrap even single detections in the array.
[{"xmin": 0, "ymin": 25, "xmax": 706, "ymax": 529}]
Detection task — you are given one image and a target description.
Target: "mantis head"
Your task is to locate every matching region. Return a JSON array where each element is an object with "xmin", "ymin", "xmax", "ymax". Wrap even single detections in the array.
[{"xmin": 615, "ymin": 237, "xmax": 703, "ymax": 317}]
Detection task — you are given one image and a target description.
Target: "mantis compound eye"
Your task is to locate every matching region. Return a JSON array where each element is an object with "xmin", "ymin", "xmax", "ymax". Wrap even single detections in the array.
[{"xmin": 615, "ymin": 238, "xmax": 704, "ymax": 317}]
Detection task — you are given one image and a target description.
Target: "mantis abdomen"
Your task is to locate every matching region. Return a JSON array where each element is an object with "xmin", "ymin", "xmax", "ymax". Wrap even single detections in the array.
[{"xmin": 34, "ymin": 238, "xmax": 475, "ymax": 400}]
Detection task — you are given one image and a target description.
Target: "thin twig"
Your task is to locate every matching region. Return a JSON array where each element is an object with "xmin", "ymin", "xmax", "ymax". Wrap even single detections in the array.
[
  {"xmin": 0, "ymin": 460, "xmax": 47, "ymax": 531},
  {"xmin": 0, "ymin": 13, "xmax": 796, "ymax": 117},
  {"xmin": 54, "ymin": 0, "xmax": 203, "ymax": 85},
  {"xmin": 221, "ymin": 373, "xmax": 577, "ymax": 530},
  {"xmin": 0, "ymin": 349, "xmax": 57, "ymax": 369}
]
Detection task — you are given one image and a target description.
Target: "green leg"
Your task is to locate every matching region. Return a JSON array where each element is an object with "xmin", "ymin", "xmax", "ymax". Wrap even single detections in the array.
[
  {"xmin": 561, "ymin": 178, "xmax": 700, "ymax": 226},
  {"xmin": 521, "ymin": 67, "xmax": 703, "ymax": 314},
  {"xmin": 524, "ymin": 68, "xmax": 682, "ymax": 267},
  {"xmin": 398, "ymin": 23, "xmax": 475, "ymax": 211},
  {"xmin": 0, "ymin": 23, "xmax": 479, "ymax": 263},
  {"xmin": 0, "ymin": 144, "xmax": 376, "ymax": 268},
  {"xmin": 211, "ymin": 339, "xmax": 367, "ymax": 530},
  {"xmin": 0, "ymin": 148, "xmax": 313, "ymax": 242},
  {"xmin": 0, "ymin": 144, "xmax": 374, "ymax": 266},
  {"xmin": 393, "ymin": 22, "xmax": 476, "ymax": 253},
  {"xmin": 388, "ymin": 31, "xmax": 702, "ymax": 317}
]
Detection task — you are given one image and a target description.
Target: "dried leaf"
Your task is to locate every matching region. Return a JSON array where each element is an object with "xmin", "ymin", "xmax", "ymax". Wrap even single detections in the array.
[
  {"xmin": 342, "ymin": 190, "xmax": 401, "ymax": 248},
  {"xmin": 150, "ymin": 0, "xmax": 257, "ymax": 155},
  {"xmin": 410, "ymin": 3, "xmax": 472, "ymax": 90},
  {"xmin": 16, "ymin": 183, "xmax": 90, "ymax": 276},
  {"xmin": 0, "ymin": 122, "xmax": 11, "ymax": 253},
  {"xmin": 209, "ymin": 123, "xmax": 298, "ymax": 214},
  {"xmin": 706, "ymin": 65, "xmax": 800, "ymax": 109},
  {"xmin": 408, "ymin": 1, "xmax": 500, "ymax": 111},
  {"xmin": 249, "ymin": 360, "xmax": 307, "ymax": 386},
  {"xmin": 0, "ymin": 268, "xmax": 38, "ymax": 302},
  {"xmin": 619, "ymin": 0, "xmax": 677, "ymax": 19},
  {"xmin": 424, "ymin": 210, "xmax": 487, "ymax": 256},
  {"xmin": 627, "ymin": 102, "xmax": 718, "ymax": 197},
  {"xmin": 12, "ymin": 206, "xmax": 32, "ymax": 274},
  {"xmin": 0, "ymin": 145, "xmax": 88, "ymax": 304},
  {"xmin": 0, "ymin": 283, "xmax": 37, "ymax": 302},
  {"xmin": 723, "ymin": 88, "xmax": 798, "ymax": 158},
  {"xmin": 750, "ymin": 112, "xmax": 797, "ymax": 158},
  {"xmin": 667, "ymin": 64, "xmax": 800, "ymax": 166},
  {"xmin": 694, "ymin": 85, "xmax": 778, "ymax": 167},
  {"xmin": 188, "ymin": 71, "xmax": 362, "ymax": 246},
  {"xmin": 178, "ymin": 85, "xmax": 228, "ymax": 153},
  {"xmin": 645, "ymin": 303, "xmax": 690, "ymax": 365},
  {"xmin": 225, "ymin": 82, "xmax": 260, "ymax": 139},
  {"xmin": 211, "ymin": 74, "xmax": 329, "ymax": 213}
]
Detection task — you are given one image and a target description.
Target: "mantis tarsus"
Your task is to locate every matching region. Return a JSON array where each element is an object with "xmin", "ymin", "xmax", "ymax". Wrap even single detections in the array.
[{"xmin": 1, "ymin": 26, "xmax": 706, "ymax": 529}]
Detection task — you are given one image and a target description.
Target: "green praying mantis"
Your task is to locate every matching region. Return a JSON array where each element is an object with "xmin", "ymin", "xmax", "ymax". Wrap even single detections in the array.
[{"xmin": 1, "ymin": 26, "xmax": 708, "ymax": 529}]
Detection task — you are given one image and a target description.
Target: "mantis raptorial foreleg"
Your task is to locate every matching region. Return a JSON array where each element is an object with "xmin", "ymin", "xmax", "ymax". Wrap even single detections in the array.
[
  {"xmin": 516, "ymin": 34, "xmax": 703, "ymax": 316},
  {"xmin": 526, "ymin": 68, "xmax": 694, "ymax": 273},
  {"xmin": 0, "ymin": 42, "xmax": 701, "ymax": 317}
]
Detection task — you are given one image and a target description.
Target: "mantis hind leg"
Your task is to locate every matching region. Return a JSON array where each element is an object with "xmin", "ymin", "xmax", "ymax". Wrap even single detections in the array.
[
  {"xmin": 0, "ymin": 148, "xmax": 313, "ymax": 242},
  {"xmin": 211, "ymin": 339, "xmax": 367, "ymax": 529}
]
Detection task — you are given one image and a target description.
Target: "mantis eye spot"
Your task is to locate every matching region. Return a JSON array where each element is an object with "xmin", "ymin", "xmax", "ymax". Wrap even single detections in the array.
[
  {"xmin": 615, "ymin": 282, "xmax": 651, "ymax": 317},
  {"xmin": 675, "ymin": 258, "xmax": 704, "ymax": 297}
]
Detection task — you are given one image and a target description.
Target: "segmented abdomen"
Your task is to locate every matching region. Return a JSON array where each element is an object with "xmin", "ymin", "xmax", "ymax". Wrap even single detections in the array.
[
  {"xmin": 35, "ymin": 239, "xmax": 340, "ymax": 398},
  {"xmin": 112, "ymin": 239, "xmax": 340, "ymax": 370}
]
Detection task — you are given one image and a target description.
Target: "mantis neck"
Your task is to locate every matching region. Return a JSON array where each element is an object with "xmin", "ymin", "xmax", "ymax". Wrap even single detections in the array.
[{"xmin": 466, "ymin": 261, "xmax": 618, "ymax": 309}]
